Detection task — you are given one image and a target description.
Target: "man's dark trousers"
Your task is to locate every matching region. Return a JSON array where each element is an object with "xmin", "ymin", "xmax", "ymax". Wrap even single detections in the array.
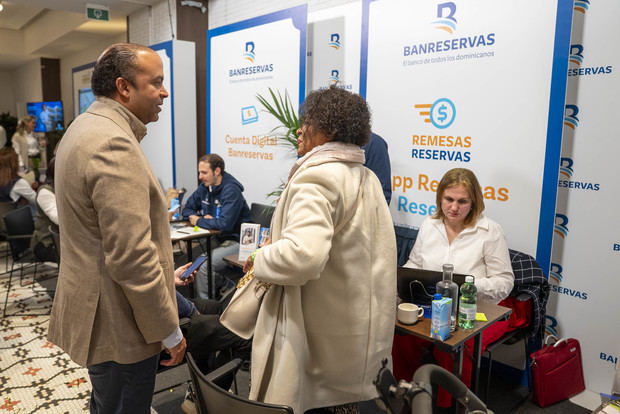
[{"xmin": 87, "ymin": 354, "xmax": 159, "ymax": 414}]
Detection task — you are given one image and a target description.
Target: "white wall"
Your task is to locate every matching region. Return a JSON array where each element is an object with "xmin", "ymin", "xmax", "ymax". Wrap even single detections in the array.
[
  {"xmin": 59, "ymin": 33, "xmax": 126, "ymax": 123},
  {"xmin": 0, "ymin": 70, "xmax": 16, "ymax": 115},
  {"xmin": 129, "ymin": 0, "xmax": 176, "ymax": 45},
  {"xmin": 208, "ymin": 0, "xmax": 357, "ymax": 28},
  {"xmin": 11, "ymin": 59, "xmax": 42, "ymax": 119}
]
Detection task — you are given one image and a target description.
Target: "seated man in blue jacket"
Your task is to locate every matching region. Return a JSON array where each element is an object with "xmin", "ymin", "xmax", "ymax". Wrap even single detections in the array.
[{"xmin": 182, "ymin": 153, "xmax": 252, "ymax": 299}]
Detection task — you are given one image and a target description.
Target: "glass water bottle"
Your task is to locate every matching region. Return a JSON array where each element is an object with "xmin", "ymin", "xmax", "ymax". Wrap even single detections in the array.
[{"xmin": 436, "ymin": 263, "xmax": 459, "ymax": 331}]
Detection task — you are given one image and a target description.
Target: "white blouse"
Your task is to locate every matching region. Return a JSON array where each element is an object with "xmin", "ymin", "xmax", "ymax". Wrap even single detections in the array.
[
  {"xmin": 36, "ymin": 187, "xmax": 58, "ymax": 225},
  {"xmin": 405, "ymin": 215, "xmax": 514, "ymax": 304},
  {"xmin": 10, "ymin": 178, "xmax": 36, "ymax": 204}
]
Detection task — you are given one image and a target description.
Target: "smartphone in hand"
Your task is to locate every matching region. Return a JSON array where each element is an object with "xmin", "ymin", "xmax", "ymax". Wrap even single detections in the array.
[{"xmin": 181, "ymin": 256, "xmax": 208, "ymax": 280}]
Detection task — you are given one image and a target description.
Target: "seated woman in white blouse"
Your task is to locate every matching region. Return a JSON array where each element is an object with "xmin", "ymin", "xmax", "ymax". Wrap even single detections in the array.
[
  {"xmin": 395, "ymin": 168, "xmax": 514, "ymax": 407},
  {"xmin": 404, "ymin": 167, "xmax": 514, "ymax": 303},
  {"xmin": 0, "ymin": 147, "xmax": 36, "ymax": 205}
]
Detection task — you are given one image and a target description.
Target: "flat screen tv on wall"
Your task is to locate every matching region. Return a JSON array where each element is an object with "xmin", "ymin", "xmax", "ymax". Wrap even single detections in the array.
[{"xmin": 26, "ymin": 101, "xmax": 64, "ymax": 132}]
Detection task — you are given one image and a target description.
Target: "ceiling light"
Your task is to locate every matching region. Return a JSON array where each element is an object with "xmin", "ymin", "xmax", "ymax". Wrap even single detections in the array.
[{"xmin": 0, "ymin": 3, "xmax": 4, "ymax": 12}]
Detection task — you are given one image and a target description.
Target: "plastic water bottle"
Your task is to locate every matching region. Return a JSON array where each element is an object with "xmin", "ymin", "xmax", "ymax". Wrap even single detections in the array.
[
  {"xmin": 458, "ymin": 276, "xmax": 477, "ymax": 330},
  {"xmin": 214, "ymin": 199, "xmax": 221, "ymax": 219},
  {"xmin": 436, "ymin": 263, "xmax": 459, "ymax": 332}
]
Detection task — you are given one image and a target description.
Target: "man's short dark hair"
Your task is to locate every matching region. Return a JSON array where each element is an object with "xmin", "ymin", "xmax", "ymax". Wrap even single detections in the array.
[
  {"xmin": 300, "ymin": 85, "xmax": 371, "ymax": 146},
  {"xmin": 199, "ymin": 153, "xmax": 225, "ymax": 174},
  {"xmin": 91, "ymin": 43, "xmax": 151, "ymax": 98}
]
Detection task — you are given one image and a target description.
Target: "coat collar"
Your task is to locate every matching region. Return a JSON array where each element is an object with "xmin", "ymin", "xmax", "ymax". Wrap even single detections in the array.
[
  {"xmin": 287, "ymin": 141, "xmax": 365, "ymax": 184},
  {"xmin": 88, "ymin": 96, "xmax": 148, "ymax": 142}
]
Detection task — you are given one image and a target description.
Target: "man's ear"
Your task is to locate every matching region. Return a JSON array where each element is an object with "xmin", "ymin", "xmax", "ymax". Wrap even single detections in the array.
[
  {"xmin": 214, "ymin": 167, "xmax": 222, "ymax": 177},
  {"xmin": 115, "ymin": 77, "xmax": 131, "ymax": 100}
]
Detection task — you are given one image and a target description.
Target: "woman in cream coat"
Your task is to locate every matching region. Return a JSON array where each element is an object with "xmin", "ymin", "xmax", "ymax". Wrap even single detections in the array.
[{"xmin": 244, "ymin": 86, "xmax": 397, "ymax": 414}]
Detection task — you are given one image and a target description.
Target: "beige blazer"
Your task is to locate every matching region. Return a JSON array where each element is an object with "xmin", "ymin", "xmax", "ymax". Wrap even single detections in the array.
[{"xmin": 48, "ymin": 97, "xmax": 178, "ymax": 367}]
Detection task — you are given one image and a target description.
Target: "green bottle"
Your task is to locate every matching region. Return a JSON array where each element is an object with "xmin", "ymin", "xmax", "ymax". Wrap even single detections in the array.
[{"xmin": 458, "ymin": 276, "xmax": 477, "ymax": 329}]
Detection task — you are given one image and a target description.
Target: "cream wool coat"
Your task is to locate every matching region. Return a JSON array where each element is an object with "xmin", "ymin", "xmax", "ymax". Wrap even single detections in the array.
[
  {"xmin": 250, "ymin": 143, "xmax": 397, "ymax": 413},
  {"xmin": 48, "ymin": 97, "xmax": 178, "ymax": 367}
]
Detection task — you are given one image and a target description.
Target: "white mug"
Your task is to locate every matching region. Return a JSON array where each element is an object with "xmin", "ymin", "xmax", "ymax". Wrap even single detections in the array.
[{"xmin": 397, "ymin": 303, "xmax": 424, "ymax": 325}]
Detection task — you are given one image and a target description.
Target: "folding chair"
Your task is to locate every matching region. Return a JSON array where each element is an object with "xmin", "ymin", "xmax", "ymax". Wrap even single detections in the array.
[
  {"xmin": 0, "ymin": 200, "xmax": 17, "ymax": 273},
  {"xmin": 186, "ymin": 352, "xmax": 294, "ymax": 414},
  {"xmin": 2, "ymin": 206, "xmax": 49, "ymax": 317}
]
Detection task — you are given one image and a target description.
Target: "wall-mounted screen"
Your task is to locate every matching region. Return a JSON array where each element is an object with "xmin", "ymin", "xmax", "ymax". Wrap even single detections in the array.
[
  {"xmin": 26, "ymin": 101, "xmax": 64, "ymax": 132},
  {"xmin": 79, "ymin": 88, "xmax": 96, "ymax": 114}
]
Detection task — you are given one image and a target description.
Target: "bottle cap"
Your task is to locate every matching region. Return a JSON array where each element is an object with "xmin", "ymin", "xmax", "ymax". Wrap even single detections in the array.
[
  {"xmin": 442, "ymin": 263, "xmax": 454, "ymax": 272},
  {"xmin": 465, "ymin": 275, "xmax": 474, "ymax": 283},
  {"xmin": 433, "ymin": 293, "xmax": 442, "ymax": 300}
]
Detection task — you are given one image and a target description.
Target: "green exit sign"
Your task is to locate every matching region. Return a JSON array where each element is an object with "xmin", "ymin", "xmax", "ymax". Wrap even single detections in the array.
[{"xmin": 86, "ymin": 4, "xmax": 110, "ymax": 21}]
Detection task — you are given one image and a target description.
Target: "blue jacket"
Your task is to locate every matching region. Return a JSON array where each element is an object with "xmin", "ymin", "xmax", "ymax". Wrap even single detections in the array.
[
  {"xmin": 362, "ymin": 132, "xmax": 392, "ymax": 205},
  {"xmin": 182, "ymin": 172, "xmax": 253, "ymax": 241}
]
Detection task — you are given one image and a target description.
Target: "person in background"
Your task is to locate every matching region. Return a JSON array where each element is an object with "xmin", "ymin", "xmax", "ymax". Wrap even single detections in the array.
[
  {"xmin": 182, "ymin": 153, "xmax": 252, "ymax": 299},
  {"xmin": 396, "ymin": 167, "xmax": 514, "ymax": 406},
  {"xmin": 39, "ymin": 103, "xmax": 54, "ymax": 132},
  {"xmin": 362, "ymin": 132, "xmax": 392, "ymax": 205},
  {"xmin": 0, "ymin": 124, "xmax": 6, "ymax": 148},
  {"xmin": 12, "ymin": 115, "xmax": 36, "ymax": 172},
  {"xmin": 0, "ymin": 147, "xmax": 36, "ymax": 205},
  {"xmin": 31, "ymin": 157, "xmax": 58, "ymax": 263},
  {"xmin": 48, "ymin": 43, "xmax": 186, "ymax": 414},
  {"xmin": 174, "ymin": 270, "xmax": 252, "ymax": 414},
  {"xmin": 405, "ymin": 168, "xmax": 514, "ymax": 302},
  {"xmin": 243, "ymin": 86, "xmax": 396, "ymax": 414}
]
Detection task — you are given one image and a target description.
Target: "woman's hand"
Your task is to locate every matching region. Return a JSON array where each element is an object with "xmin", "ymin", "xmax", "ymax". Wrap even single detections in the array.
[
  {"xmin": 243, "ymin": 255, "xmax": 254, "ymax": 273},
  {"xmin": 174, "ymin": 262, "xmax": 195, "ymax": 286}
]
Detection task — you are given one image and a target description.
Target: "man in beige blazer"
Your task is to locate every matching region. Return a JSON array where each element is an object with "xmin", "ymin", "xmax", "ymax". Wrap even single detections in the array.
[{"xmin": 48, "ymin": 43, "xmax": 186, "ymax": 413}]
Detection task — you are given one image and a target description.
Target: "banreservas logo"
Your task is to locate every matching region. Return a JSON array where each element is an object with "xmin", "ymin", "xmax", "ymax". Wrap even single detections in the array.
[
  {"xmin": 559, "ymin": 157, "xmax": 573, "ymax": 179},
  {"xmin": 549, "ymin": 262, "xmax": 589, "ymax": 300},
  {"xmin": 574, "ymin": 0, "xmax": 590, "ymax": 14},
  {"xmin": 569, "ymin": 44, "xmax": 584, "ymax": 66},
  {"xmin": 568, "ymin": 44, "xmax": 613, "ymax": 77},
  {"xmin": 558, "ymin": 157, "xmax": 600, "ymax": 191},
  {"xmin": 329, "ymin": 69, "xmax": 339, "ymax": 85},
  {"xmin": 549, "ymin": 262, "xmax": 563, "ymax": 284},
  {"xmin": 402, "ymin": 2, "xmax": 495, "ymax": 67},
  {"xmin": 243, "ymin": 41, "xmax": 255, "ymax": 62},
  {"xmin": 554, "ymin": 214, "xmax": 569, "ymax": 239},
  {"xmin": 564, "ymin": 104, "xmax": 579, "ymax": 129},
  {"xmin": 403, "ymin": 2, "xmax": 494, "ymax": 58},
  {"xmin": 329, "ymin": 33, "xmax": 341, "ymax": 50},
  {"xmin": 432, "ymin": 2, "xmax": 457, "ymax": 34},
  {"xmin": 228, "ymin": 41, "xmax": 274, "ymax": 79},
  {"xmin": 545, "ymin": 315, "xmax": 559, "ymax": 337}
]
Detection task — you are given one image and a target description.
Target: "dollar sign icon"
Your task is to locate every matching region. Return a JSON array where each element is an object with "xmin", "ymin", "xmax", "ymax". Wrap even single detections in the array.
[
  {"xmin": 430, "ymin": 98, "xmax": 455, "ymax": 129},
  {"xmin": 437, "ymin": 104, "xmax": 448, "ymax": 123}
]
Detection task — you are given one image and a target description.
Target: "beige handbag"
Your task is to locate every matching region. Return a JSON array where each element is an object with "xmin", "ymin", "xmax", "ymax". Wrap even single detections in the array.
[
  {"xmin": 220, "ymin": 169, "xmax": 368, "ymax": 340},
  {"xmin": 219, "ymin": 267, "xmax": 271, "ymax": 339}
]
